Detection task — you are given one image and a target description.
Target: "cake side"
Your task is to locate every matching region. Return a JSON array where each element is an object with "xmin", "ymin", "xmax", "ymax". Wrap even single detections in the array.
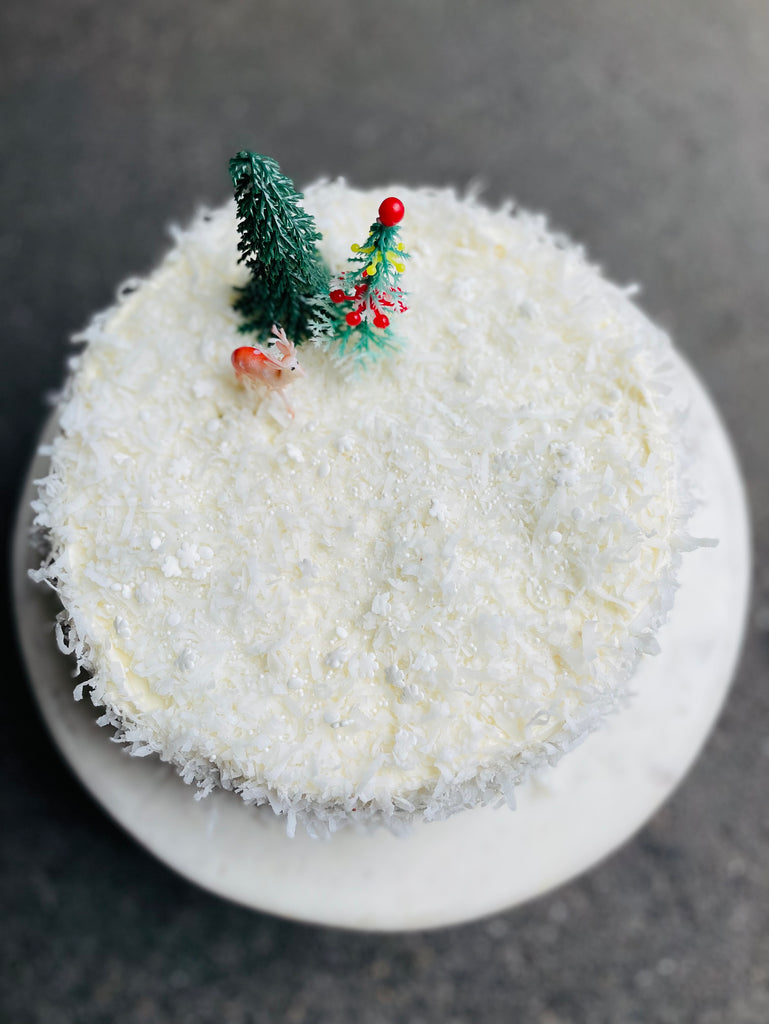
[{"xmin": 31, "ymin": 182, "xmax": 694, "ymax": 835}]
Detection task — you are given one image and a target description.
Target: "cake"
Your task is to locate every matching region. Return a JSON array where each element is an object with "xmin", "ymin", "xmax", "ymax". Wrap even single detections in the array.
[{"xmin": 31, "ymin": 179, "xmax": 696, "ymax": 837}]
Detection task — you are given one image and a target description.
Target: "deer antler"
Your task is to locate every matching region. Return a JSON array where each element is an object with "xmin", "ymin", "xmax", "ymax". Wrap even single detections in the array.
[{"xmin": 271, "ymin": 324, "xmax": 293, "ymax": 359}]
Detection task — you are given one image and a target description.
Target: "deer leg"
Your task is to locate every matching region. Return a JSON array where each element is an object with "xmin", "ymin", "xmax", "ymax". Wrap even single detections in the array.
[{"xmin": 279, "ymin": 389, "xmax": 295, "ymax": 418}]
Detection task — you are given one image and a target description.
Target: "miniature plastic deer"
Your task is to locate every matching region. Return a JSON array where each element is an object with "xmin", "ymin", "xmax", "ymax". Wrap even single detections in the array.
[{"xmin": 231, "ymin": 325, "xmax": 305, "ymax": 417}]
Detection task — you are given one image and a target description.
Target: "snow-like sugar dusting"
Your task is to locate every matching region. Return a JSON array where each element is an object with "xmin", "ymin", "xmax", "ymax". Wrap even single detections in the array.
[{"xmin": 32, "ymin": 182, "xmax": 695, "ymax": 835}]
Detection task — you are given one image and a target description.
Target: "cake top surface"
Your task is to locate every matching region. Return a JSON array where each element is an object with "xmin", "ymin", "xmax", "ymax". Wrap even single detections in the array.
[{"xmin": 33, "ymin": 181, "xmax": 689, "ymax": 834}]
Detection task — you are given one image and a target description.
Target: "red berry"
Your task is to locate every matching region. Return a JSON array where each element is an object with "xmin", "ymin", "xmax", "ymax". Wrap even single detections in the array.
[
  {"xmin": 330, "ymin": 289, "xmax": 347, "ymax": 304},
  {"xmin": 346, "ymin": 310, "xmax": 362, "ymax": 327},
  {"xmin": 373, "ymin": 313, "xmax": 390, "ymax": 329},
  {"xmin": 378, "ymin": 197, "xmax": 405, "ymax": 227}
]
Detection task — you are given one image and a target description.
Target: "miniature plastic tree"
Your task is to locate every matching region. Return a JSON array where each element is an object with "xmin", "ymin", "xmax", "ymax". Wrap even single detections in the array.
[
  {"xmin": 229, "ymin": 151, "xmax": 328, "ymax": 341},
  {"xmin": 313, "ymin": 197, "xmax": 409, "ymax": 363}
]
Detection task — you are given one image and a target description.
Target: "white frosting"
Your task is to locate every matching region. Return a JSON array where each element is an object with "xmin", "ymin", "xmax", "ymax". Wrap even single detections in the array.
[{"xmin": 32, "ymin": 182, "xmax": 695, "ymax": 835}]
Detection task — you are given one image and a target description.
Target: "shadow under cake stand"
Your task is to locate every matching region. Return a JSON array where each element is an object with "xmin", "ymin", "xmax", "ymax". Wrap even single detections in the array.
[{"xmin": 13, "ymin": 355, "xmax": 750, "ymax": 931}]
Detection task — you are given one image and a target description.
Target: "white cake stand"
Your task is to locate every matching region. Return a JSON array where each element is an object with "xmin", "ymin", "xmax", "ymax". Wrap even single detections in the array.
[{"xmin": 13, "ymin": 355, "xmax": 750, "ymax": 931}]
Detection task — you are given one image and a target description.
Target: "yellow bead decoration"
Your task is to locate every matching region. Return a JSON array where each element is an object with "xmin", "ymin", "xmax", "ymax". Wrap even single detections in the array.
[{"xmin": 385, "ymin": 251, "xmax": 405, "ymax": 273}]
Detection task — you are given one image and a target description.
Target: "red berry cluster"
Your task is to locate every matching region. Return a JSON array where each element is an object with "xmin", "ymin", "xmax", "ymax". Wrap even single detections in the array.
[{"xmin": 330, "ymin": 280, "xmax": 406, "ymax": 329}]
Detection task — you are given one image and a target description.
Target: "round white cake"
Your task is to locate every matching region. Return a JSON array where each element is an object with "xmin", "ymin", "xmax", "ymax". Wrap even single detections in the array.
[{"xmin": 32, "ymin": 181, "xmax": 695, "ymax": 836}]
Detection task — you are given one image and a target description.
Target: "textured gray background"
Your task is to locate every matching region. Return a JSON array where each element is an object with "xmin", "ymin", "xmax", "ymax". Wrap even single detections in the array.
[{"xmin": 2, "ymin": 2, "xmax": 767, "ymax": 1022}]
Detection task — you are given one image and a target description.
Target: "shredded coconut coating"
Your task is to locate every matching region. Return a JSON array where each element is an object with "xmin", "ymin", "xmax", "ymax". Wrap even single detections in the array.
[{"xmin": 32, "ymin": 182, "xmax": 695, "ymax": 836}]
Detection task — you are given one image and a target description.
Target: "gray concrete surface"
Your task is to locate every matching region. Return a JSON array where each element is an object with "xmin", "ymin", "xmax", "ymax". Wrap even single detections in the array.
[{"xmin": 1, "ymin": 2, "xmax": 767, "ymax": 1021}]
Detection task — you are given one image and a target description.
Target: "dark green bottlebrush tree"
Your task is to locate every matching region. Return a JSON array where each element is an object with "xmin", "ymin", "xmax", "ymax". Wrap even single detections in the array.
[
  {"xmin": 229, "ymin": 151, "xmax": 329, "ymax": 341},
  {"xmin": 311, "ymin": 196, "xmax": 409, "ymax": 364}
]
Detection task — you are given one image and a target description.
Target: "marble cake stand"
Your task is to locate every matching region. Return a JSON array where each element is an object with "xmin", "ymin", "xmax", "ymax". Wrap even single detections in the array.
[{"xmin": 13, "ymin": 356, "xmax": 750, "ymax": 931}]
